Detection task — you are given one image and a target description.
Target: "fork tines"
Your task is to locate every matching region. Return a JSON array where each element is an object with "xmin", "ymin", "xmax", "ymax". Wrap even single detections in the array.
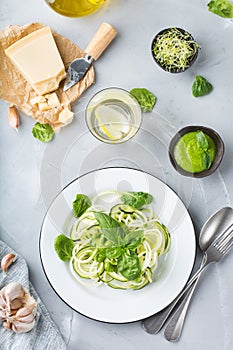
[{"xmin": 213, "ymin": 224, "xmax": 233, "ymax": 254}]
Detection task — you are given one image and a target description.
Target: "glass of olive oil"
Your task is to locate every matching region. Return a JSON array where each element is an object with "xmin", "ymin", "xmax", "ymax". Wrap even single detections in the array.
[
  {"xmin": 86, "ymin": 88, "xmax": 142, "ymax": 144},
  {"xmin": 45, "ymin": 0, "xmax": 106, "ymax": 18}
]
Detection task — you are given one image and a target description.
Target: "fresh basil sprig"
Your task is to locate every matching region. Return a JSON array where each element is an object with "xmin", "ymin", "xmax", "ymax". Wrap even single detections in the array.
[{"xmin": 94, "ymin": 212, "xmax": 143, "ymax": 280}]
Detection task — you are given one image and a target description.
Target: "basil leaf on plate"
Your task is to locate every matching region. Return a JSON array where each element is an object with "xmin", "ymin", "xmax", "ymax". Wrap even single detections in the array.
[
  {"xmin": 120, "ymin": 192, "xmax": 153, "ymax": 210},
  {"xmin": 94, "ymin": 212, "xmax": 128, "ymax": 246},
  {"xmin": 54, "ymin": 234, "xmax": 74, "ymax": 262},
  {"xmin": 73, "ymin": 194, "xmax": 91, "ymax": 218},
  {"xmin": 95, "ymin": 248, "xmax": 106, "ymax": 262},
  {"xmin": 124, "ymin": 230, "xmax": 144, "ymax": 250},
  {"xmin": 117, "ymin": 250, "xmax": 142, "ymax": 280},
  {"xmin": 105, "ymin": 246, "xmax": 124, "ymax": 259}
]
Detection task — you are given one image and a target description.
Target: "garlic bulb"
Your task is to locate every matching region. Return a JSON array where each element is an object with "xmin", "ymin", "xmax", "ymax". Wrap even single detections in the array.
[{"xmin": 0, "ymin": 282, "xmax": 37, "ymax": 333}]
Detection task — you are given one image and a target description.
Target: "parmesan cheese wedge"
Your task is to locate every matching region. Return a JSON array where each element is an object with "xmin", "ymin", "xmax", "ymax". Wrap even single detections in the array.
[{"xmin": 5, "ymin": 27, "xmax": 66, "ymax": 95}]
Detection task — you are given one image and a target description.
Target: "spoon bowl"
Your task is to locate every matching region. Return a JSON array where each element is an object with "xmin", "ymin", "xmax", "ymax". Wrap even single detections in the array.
[{"xmin": 199, "ymin": 207, "xmax": 233, "ymax": 250}]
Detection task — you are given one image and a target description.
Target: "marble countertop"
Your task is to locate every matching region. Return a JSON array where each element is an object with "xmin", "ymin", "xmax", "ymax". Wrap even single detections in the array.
[{"xmin": 1, "ymin": 0, "xmax": 233, "ymax": 349}]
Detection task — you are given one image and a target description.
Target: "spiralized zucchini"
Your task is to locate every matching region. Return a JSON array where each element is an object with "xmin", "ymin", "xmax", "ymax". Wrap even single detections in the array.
[{"xmin": 69, "ymin": 192, "xmax": 171, "ymax": 290}]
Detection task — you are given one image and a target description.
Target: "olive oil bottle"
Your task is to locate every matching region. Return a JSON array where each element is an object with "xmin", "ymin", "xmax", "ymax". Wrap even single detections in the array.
[{"xmin": 47, "ymin": 0, "xmax": 105, "ymax": 18}]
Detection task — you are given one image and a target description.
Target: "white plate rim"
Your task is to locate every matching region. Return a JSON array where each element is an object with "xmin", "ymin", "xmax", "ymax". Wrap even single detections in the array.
[{"xmin": 39, "ymin": 166, "xmax": 196, "ymax": 323}]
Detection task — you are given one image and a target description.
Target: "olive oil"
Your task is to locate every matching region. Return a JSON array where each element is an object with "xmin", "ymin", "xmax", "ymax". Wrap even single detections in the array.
[{"xmin": 47, "ymin": 0, "xmax": 105, "ymax": 18}]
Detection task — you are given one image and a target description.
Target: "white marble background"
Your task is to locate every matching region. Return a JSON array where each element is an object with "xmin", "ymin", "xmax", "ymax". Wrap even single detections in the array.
[{"xmin": 0, "ymin": 0, "xmax": 233, "ymax": 349}]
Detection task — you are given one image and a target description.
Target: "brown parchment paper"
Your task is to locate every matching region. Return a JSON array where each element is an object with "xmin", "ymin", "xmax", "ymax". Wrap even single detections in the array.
[{"xmin": 0, "ymin": 22, "xmax": 94, "ymax": 129}]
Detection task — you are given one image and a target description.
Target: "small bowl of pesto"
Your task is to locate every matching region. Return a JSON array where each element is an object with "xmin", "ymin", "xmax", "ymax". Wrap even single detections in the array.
[
  {"xmin": 151, "ymin": 27, "xmax": 199, "ymax": 73},
  {"xmin": 169, "ymin": 126, "xmax": 224, "ymax": 178}
]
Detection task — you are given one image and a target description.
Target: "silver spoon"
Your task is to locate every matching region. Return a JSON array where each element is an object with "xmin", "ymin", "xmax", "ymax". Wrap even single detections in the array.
[
  {"xmin": 143, "ymin": 207, "xmax": 233, "ymax": 335},
  {"xmin": 164, "ymin": 206, "xmax": 233, "ymax": 341}
]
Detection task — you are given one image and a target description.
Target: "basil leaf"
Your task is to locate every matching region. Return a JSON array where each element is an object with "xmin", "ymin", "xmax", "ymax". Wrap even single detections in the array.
[
  {"xmin": 95, "ymin": 248, "xmax": 106, "ymax": 262},
  {"xmin": 54, "ymin": 234, "xmax": 74, "ymax": 262},
  {"xmin": 208, "ymin": 0, "xmax": 233, "ymax": 18},
  {"xmin": 32, "ymin": 122, "xmax": 54, "ymax": 142},
  {"xmin": 124, "ymin": 230, "xmax": 144, "ymax": 250},
  {"xmin": 73, "ymin": 194, "xmax": 91, "ymax": 218},
  {"xmin": 94, "ymin": 212, "xmax": 127, "ymax": 246},
  {"xmin": 105, "ymin": 246, "xmax": 124, "ymax": 259},
  {"xmin": 192, "ymin": 76, "xmax": 213, "ymax": 97},
  {"xmin": 120, "ymin": 192, "xmax": 153, "ymax": 210},
  {"xmin": 130, "ymin": 88, "xmax": 156, "ymax": 112},
  {"xmin": 202, "ymin": 152, "xmax": 212, "ymax": 169},
  {"xmin": 117, "ymin": 251, "xmax": 142, "ymax": 280},
  {"xmin": 196, "ymin": 131, "xmax": 209, "ymax": 150}
]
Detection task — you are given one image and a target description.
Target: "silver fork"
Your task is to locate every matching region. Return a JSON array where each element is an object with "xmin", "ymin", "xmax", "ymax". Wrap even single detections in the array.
[{"xmin": 164, "ymin": 226, "xmax": 233, "ymax": 341}]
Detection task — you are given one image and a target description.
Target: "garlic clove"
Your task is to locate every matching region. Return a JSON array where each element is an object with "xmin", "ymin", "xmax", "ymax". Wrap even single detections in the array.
[
  {"xmin": 0, "ymin": 309, "xmax": 7, "ymax": 320},
  {"xmin": 17, "ymin": 313, "xmax": 35, "ymax": 325},
  {"xmin": 12, "ymin": 319, "xmax": 35, "ymax": 333},
  {"xmin": 1, "ymin": 253, "xmax": 16, "ymax": 275},
  {"xmin": 3, "ymin": 320, "xmax": 11, "ymax": 331},
  {"xmin": 8, "ymin": 105, "xmax": 20, "ymax": 130},
  {"xmin": 10, "ymin": 298, "xmax": 23, "ymax": 310},
  {"xmin": 0, "ymin": 295, "xmax": 6, "ymax": 309},
  {"xmin": 16, "ymin": 304, "xmax": 36, "ymax": 318},
  {"xmin": 3, "ymin": 282, "xmax": 25, "ymax": 310}
]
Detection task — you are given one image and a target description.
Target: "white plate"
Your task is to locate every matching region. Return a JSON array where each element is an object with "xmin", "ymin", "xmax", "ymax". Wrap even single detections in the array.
[{"xmin": 39, "ymin": 167, "xmax": 196, "ymax": 323}]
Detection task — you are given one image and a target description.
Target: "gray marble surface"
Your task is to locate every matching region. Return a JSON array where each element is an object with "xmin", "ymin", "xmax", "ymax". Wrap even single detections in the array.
[{"xmin": 1, "ymin": 0, "xmax": 233, "ymax": 349}]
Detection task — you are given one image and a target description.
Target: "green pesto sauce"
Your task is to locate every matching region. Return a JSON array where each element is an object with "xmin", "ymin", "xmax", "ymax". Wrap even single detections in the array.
[{"xmin": 174, "ymin": 131, "xmax": 216, "ymax": 173}]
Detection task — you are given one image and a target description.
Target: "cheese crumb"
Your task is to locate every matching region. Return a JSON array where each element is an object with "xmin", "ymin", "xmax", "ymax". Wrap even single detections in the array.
[
  {"xmin": 45, "ymin": 92, "xmax": 60, "ymax": 107},
  {"xmin": 30, "ymin": 96, "xmax": 46, "ymax": 106},
  {"xmin": 38, "ymin": 102, "xmax": 51, "ymax": 111},
  {"xmin": 59, "ymin": 108, "xmax": 74, "ymax": 125}
]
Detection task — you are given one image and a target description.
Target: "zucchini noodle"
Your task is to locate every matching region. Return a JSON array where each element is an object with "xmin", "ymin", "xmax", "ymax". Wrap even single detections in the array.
[{"xmin": 69, "ymin": 191, "xmax": 171, "ymax": 290}]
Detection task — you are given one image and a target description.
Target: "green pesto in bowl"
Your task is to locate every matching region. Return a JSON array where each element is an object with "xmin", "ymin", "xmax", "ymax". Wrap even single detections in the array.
[
  {"xmin": 174, "ymin": 131, "xmax": 216, "ymax": 173},
  {"xmin": 169, "ymin": 125, "xmax": 224, "ymax": 178}
]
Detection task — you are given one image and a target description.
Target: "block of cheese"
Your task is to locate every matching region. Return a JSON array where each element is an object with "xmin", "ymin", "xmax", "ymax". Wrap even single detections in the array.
[{"xmin": 5, "ymin": 27, "xmax": 66, "ymax": 95}]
